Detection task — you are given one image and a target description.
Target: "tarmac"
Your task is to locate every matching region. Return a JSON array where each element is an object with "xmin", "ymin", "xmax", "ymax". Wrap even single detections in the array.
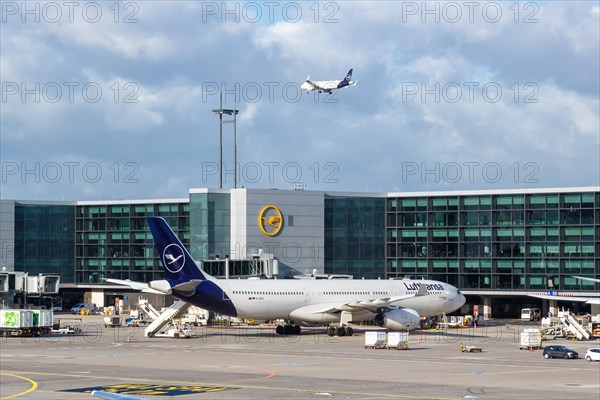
[{"xmin": 1, "ymin": 315, "xmax": 599, "ymax": 400}]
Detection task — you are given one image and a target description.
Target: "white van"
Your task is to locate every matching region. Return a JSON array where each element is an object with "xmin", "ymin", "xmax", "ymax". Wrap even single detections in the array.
[{"xmin": 521, "ymin": 308, "xmax": 541, "ymax": 321}]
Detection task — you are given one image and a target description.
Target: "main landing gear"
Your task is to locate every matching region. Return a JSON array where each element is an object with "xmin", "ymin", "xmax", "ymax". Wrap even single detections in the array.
[
  {"xmin": 276, "ymin": 324, "xmax": 301, "ymax": 335},
  {"xmin": 327, "ymin": 326, "xmax": 354, "ymax": 337}
]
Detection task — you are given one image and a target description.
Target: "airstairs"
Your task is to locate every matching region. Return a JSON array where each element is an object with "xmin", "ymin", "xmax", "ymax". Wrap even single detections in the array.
[
  {"xmin": 558, "ymin": 311, "xmax": 590, "ymax": 340},
  {"xmin": 144, "ymin": 300, "xmax": 191, "ymax": 338},
  {"xmin": 137, "ymin": 298, "xmax": 161, "ymax": 321}
]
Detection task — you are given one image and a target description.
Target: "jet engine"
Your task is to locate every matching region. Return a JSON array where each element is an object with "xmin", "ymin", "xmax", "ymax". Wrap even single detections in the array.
[{"xmin": 374, "ymin": 308, "xmax": 420, "ymax": 331}]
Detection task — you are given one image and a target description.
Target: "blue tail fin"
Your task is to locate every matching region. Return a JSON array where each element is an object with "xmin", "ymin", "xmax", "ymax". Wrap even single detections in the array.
[
  {"xmin": 343, "ymin": 68, "xmax": 353, "ymax": 83},
  {"xmin": 147, "ymin": 216, "xmax": 208, "ymax": 282},
  {"xmin": 337, "ymin": 69, "xmax": 353, "ymax": 88}
]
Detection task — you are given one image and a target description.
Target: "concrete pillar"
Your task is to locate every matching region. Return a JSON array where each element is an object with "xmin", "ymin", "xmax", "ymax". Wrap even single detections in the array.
[
  {"xmin": 482, "ymin": 296, "xmax": 492, "ymax": 319},
  {"xmin": 549, "ymin": 300, "xmax": 557, "ymax": 317},
  {"xmin": 85, "ymin": 289, "xmax": 105, "ymax": 308},
  {"xmin": 591, "ymin": 303, "xmax": 600, "ymax": 317}
]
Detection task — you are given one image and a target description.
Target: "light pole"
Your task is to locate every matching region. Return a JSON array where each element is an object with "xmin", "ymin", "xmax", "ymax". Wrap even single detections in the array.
[{"xmin": 212, "ymin": 93, "xmax": 239, "ymax": 189}]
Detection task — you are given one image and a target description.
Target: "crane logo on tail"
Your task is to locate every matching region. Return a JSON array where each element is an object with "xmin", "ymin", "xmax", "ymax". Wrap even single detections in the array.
[{"xmin": 162, "ymin": 243, "xmax": 185, "ymax": 273}]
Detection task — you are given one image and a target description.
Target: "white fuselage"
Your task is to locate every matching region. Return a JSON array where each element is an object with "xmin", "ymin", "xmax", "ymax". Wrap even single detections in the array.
[
  {"xmin": 301, "ymin": 80, "xmax": 342, "ymax": 92},
  {"xmin": 215, "ymin": 279, "xmax": 464, "ymax": 322}
]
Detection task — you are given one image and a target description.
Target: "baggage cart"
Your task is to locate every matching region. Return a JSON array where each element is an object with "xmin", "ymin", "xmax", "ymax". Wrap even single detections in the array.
[{"xmin": 364, "ymin": 331, "xmax": 386, "ymax": 349}]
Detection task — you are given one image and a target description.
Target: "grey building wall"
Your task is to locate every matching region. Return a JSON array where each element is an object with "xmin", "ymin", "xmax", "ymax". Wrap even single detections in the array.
[{"xmin": 230, "ymin": 188, "xmax": 324, "ymax": 275}]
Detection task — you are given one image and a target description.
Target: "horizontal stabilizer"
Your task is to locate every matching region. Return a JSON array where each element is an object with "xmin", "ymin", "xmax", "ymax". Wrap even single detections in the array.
[
  {"xmin": 105, "ymin": 278, "xmax": 165, "ymax": 295},
  {"xmin": 172, "ymin": 279, "xmax": 204, "ymax": 297}
]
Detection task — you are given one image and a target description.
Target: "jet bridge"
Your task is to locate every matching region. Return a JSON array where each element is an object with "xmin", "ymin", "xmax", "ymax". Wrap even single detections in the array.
[{"xmin": 144, "ymin": 300, "xmax": 191, "ymax": 338}]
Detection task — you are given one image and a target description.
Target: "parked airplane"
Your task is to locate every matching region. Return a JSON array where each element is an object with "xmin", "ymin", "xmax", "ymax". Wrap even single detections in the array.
[
  {"xmin": 112, "ymin": 217, "xmax": 465, "ymax": 336},
  {"xmin": 300, "ymin": 68, "xmax": 357, "ymax": 94},
  {"xmin": 528, "ymin": 276, "xmax": 600, "ymax": 305}
]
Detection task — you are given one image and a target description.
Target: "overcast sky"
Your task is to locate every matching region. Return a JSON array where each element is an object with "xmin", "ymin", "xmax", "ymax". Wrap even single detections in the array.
[{"xmin": 1, "ymin": 1, "xmax": 599, "ymax": 201}]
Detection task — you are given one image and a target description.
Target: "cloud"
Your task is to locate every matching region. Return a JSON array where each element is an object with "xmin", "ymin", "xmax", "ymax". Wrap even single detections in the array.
[{"xmin": 1, "ymin": 1, "xmax": 598, "ymax": 200}]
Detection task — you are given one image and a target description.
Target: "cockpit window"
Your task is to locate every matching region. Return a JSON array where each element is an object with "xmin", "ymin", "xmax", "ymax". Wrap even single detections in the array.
[{"xmin": 456, "ymin": 289, "xmax": 462, "ymax": 294}]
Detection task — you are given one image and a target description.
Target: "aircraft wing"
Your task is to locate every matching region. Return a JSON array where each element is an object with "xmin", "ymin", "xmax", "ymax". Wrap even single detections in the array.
[
  {"xmin": 302, "ymin": 284, "xmax": 430, "ymax": 314},
  {"xmin": 305, "ymin": 78, "xmax": 326, "ymax": 91},
  {"xmin": 305, "ymin": 79, "xmax": 338, "ymax": 92},
  {"xmin": 572, "ymin": 276, "xmax": 600, "ymax": 283},
  {"xmin": 105, "ymin": 278, "xmax": 165, "ymax": 295},
  {"xmin": 527, "ymin": 294, "xmax": 600, "ymax": 305},
  {"xmin": 92, "ymin": 390, "xmax": 148, "ymax": 399}
]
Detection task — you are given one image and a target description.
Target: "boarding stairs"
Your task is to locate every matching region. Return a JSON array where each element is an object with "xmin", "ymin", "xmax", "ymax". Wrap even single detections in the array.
[
  {"xmin": 144, "ymin": 300, "xmax": 191, "ymax": 338},
  {"xmin": 138, "ymin": 298, "xmax": 161, "ymax": 321},
  {"xmin": 559, "ymin": 312, "xmax": 590, "ymax": 340}
]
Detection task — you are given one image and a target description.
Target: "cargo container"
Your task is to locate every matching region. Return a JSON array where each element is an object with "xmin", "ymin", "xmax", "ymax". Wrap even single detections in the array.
[
  {"xmin": 31, "ymin": 309, "xmax": 54, "ymax": 335},
  {"xmin": 520, "ymin": 328, "xmax": 543, "ymax": 350},
  {"xmin": 386, "ymin": 332, "xmax": 409, "ymax": 350},
  {"xmin": 364, "ymin": 331, "xmax": 387, "ymax": 349},
  {"xmin": 0, "ymin": 309, "xmax": 34, "ymax": 336}
]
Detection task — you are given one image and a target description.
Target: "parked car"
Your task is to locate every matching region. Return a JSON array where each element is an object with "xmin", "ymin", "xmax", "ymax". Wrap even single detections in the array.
[
  {"xmin": 543, "ymin": 345, "xmax": 578, "ymax": 359},
  {"xmin": 584, "ymin": 348, "xmax": 600, "ymax": 362},
  {"xmin": 70, "ymin": 303, "xmax": 95, "ymax": 314}
]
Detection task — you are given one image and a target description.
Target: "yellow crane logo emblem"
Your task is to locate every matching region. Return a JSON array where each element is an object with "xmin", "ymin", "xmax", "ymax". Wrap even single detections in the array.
[{"xmin": 258, "ymin": 205, "xmax": 283, "ymax": 236}]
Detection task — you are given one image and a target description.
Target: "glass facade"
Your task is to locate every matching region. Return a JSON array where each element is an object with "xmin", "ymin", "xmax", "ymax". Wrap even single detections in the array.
[
  {"xmin": 386, "ymin": 191, "xmax": 600, "ymax": 291},
  {"xmin": 8, "ymin": 188, "xmax": 599, "ymax": 293},
  {"xmin": 324, "ymin": 196, "xmax": 385, "ymax": 279},
  {"xmin": 189, "ymin": 192, "xmax": 230, "ymax": 261},
  {"xmin": 14, "ymin": 203, "xmax": 75, "ymax": 283},
  {"xmin": 75, "ymin": 202, "xmax": 189, "ymax": 284}
]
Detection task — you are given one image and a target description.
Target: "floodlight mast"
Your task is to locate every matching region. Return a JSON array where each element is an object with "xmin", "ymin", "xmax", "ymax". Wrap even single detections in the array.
[{"xmin": 212, "ymin": 93, "xmax": 239, "ymax": 189}]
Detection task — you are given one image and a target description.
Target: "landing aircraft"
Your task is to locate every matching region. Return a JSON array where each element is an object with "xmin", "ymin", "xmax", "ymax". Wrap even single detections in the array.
[
  {"xmin": 528, "ymin": 276, "xmax": 600, "ymax": 305},
  {"xmin": 300, "ymin": 68, "xmax": 357, "ymax": 94},
  {"xmin": 112, "ymin": 217, "xmax": 465, "ymax": 336}
]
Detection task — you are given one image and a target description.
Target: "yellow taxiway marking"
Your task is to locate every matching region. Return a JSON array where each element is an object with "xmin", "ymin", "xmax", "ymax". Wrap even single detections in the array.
[
  {"xmin": 1, "ymin": 370, "xmax": 460, "ymax": 400},
  {"xmin": 0, "ymin": 372, "xmax": 38, "ymax": 400}
]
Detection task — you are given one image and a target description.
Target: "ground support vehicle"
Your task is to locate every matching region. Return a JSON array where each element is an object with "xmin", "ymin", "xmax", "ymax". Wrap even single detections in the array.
[
  {"xmin": 152, "ymin": 321, "xmax": 194, "ymax": 338},
  {"xmin": 460, "ymin": 343, "xmax": 482, "ymax": 352},
  {"xmin": 103, "ymin": 316, "xmax": 122, "ymax": 328},
  {"xmin": 0, "ymin": 309, "xmax": 53, "ymax": 336},
  {"xmin": 51, "ymin": 318, "xmax": 82, "ymax": 334}
]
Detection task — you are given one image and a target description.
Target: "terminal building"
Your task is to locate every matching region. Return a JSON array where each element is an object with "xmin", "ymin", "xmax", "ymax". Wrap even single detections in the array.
[{"xmin": 1, "ymin": 186, "xmax": 598, "ymax": 318}]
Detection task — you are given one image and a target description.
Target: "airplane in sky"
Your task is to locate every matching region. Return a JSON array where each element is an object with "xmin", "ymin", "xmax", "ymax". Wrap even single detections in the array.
[
  {"xmin": 528, "ymin": 276, "xmax": 600, "ymax": 305},
  {"xmin": 300, "ymin": 68, "xmax": 357, "ymax": 94},
  {"xmin": 111, "ymin": 216, "xmax": 465, "ymax": 337}
]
